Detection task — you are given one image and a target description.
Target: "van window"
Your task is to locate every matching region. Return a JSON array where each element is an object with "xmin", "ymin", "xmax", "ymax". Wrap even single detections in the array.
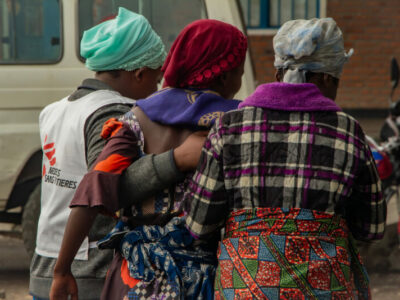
[
  {"xmin": 0, "ymin": 0, "xmax": 62, "ymax": 64},
  {"xmin": 239, "ymin": 0, "xmax": 320, "ymax": 29},
  {"xmin": 78, "ymin": 0, "xmax": 206, "ymax": 56}
]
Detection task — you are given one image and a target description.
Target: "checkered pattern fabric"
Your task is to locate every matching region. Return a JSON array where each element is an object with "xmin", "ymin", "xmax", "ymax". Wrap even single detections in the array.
[
  {"xmin": 127, "ymin": 270, "xmax": 180, "ymax": 300},
  {"xmin": 185, "ymin": 106, "xmax": 385, "ymax": 241}
]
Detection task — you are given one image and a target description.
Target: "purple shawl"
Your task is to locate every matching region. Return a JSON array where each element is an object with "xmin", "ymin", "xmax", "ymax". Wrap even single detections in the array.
[
  {"xmin": 238, "ymin": 82, "xmax": 341, "ymax": 112},
  {"xmin": 136, "ymin": 87, "xmax": 241, "ymax": 129}
]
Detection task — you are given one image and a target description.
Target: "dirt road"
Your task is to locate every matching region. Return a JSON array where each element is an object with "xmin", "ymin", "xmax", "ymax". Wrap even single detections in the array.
[
  {"xmin": 0, "ymin": 234, "xmax": 399, "ymax": 300},
  {"xmin": 0, "ymin": 234, "xmax": 30, "ymax": 300}
]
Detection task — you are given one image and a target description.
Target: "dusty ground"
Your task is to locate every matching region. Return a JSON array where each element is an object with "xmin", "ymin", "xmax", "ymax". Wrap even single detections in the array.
[
  {"xmin": 0, "ymin": 234, "xmax": 31, "ymax": 300},
  {"xmin": 370, "ymin": 272, "xmax": 400, "ymax": 299},
  {"xmin": 0, "ymin": 233, "xmax": 399, "ymax": 300}
]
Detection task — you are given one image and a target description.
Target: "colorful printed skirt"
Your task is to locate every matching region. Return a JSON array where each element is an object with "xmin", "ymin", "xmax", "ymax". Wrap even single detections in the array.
[
  {"xmin": 99, "ymin": 217, "xmax": 217, "ymax": 300},
  {"xmin": 214, "ymin": 208, "xmax": 370, "ymax": 300}
]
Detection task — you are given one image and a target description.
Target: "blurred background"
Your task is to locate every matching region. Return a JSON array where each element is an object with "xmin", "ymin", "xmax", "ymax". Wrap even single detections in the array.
[{"xmin": 242, "ymin": 0, "xmax": 400, "ymax": 137}]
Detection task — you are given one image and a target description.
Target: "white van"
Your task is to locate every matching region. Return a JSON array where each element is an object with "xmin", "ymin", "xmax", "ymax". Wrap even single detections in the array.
[{"xmin": 0, "ymin": 0, "xmax": 254, "ymax": 256}]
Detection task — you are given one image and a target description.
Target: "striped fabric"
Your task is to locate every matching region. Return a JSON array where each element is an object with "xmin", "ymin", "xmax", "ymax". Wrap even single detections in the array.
[{"xmin": 185, "ymin": 106, "xmax": 385, "ymax": 242}]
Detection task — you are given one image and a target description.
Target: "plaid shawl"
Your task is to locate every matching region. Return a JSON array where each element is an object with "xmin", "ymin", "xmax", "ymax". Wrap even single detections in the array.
[{"xmin": 185, "ymin": 83, "xmax": 385, "ymax": 242}]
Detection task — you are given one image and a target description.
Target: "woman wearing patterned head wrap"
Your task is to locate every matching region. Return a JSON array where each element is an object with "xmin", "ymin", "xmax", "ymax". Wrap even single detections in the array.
[
  {"xmin": 274, "ymin": 18, "xmax": 353, "ymax": 79},
  {"xmin": 185, "ymin": 18, "xmax": 384, "ymax": 299},
  {"xmin": 51, "ymin": 19, "xmax": 247, "ymax": 300},
  {"xmin": 273, "ymin": 17, "xmax": 353, "ymax": 99}
]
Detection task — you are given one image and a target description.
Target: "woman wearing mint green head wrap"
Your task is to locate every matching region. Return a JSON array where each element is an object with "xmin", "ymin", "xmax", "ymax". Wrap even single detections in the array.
[
  {"xmin": 47, "ymin": 7, "xmax": 168, "ymax": 300},
  {"xmin": 81, "ymin": 7, "xmax": 165, "ymax": 72},
  {"xmin": 81, "ymin": 7, "xmax": 166, "ymax": 100}
]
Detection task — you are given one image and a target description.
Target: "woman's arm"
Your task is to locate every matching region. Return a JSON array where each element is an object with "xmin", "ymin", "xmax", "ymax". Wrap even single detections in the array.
[
  {"xmin": 346, "ymin": 132, "xmax": 386, "ymax": 241},
  {"xmin": 185, "ymin": 122, "xmax": 229, "ymax": 239},
  {"xmin": 50, "ymin": 115, "xmax": 139, "ymax": 299},
  {"xmin": 50, "ymin": 118, "xmax": 207, "ymax": 298},
  {"xmin": 119, "ymin": 131, "xmax": 208, "ymax": 206},
  {"xmin": 88, "ymin": 106, "xmax": 208, "ymax": 208},
  {"xmin": 50, "ymin": 207, "xmax": 99, "ymax": 300}
]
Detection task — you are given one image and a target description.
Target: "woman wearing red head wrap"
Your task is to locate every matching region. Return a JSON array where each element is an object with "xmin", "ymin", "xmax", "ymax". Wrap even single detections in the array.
[
  {"xmin": 163, "ymin": 19, "xmax": 247, "ymax": 90},
  {"xmin": 51, "ymin": 19, "xmax": 247, "ymax": 300}
]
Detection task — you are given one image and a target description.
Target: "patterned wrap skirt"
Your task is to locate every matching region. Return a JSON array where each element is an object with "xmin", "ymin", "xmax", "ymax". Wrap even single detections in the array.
[
  {"xmin": 214, "ymin": 208, "xmax": 370, "ymax": 300},
  {"xmin": 99, "ymin": 217, "xmax": 217, "ymax": 300}
]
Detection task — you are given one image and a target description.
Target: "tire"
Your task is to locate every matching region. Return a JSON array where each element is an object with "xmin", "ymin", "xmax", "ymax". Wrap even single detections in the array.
[{"xmin": 22, "ymin": 183, "xmax": 41, "ymax": 260}]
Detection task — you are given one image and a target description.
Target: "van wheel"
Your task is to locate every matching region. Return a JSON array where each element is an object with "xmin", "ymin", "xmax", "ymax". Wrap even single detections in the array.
[{"xmin": 22, "ymin": 184, "xmax": 41, "ymax": 260}]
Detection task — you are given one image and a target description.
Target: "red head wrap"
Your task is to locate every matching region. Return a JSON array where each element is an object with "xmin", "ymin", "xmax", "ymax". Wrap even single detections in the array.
[{"xmin": 162, "ymin": 19, "xmax": 247, "ymax": 88}]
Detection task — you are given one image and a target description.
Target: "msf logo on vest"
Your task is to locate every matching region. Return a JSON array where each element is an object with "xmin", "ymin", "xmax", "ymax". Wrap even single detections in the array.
[
  {"xmin": 42, "ymin": 135, "xmax": 78, "ymax": 189},
  {"xmin": 42, "ymin": 135, "xmax": 56, "ymax": 177}
]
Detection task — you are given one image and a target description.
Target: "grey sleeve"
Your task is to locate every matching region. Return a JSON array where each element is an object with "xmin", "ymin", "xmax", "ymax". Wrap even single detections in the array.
[
  {"xmin": 85, "ymin": 103, "xmax": 132, "ymax": 169},
  {"xmin": 84, "ymin": 104, "xmax": 185, "ymax": 208},
  {"xmin": 119, "ymin": 150, "xmax": 185, "ymax": 207},
  {"xmin": 84, "ymin": 103, "xmax": 132, "ymax": 241}
]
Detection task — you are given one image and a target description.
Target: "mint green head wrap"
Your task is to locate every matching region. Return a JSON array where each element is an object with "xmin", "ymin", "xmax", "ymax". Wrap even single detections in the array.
[{"xmin": 81, "ymin": 7, "xmax": 166, "ymax": 71}]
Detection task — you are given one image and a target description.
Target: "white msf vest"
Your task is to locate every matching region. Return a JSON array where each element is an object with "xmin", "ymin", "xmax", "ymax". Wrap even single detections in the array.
[{"xmin": 36, "ymin": 90, "xmax": 134, "ymax": 260}]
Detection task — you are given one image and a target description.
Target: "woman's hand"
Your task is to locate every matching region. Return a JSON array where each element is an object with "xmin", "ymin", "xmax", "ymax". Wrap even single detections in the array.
[
  {"xmin": 49, "ymin": 206, "xmax": 99, "ymax": 300},
  {"xmin": 173, "ymin": 131, "xmax": 208, "ymax": 172},
  {"xmin": 50, "ymin": 271, "xmax": 78, "ymax": 300}
]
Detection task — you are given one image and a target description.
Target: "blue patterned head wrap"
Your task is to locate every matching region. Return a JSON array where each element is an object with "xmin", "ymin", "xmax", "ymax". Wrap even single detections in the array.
[
  {"xmin": 81, "ymin": 7, "xmax": 166, "ymax": 71},
  {"xmin": 273, "ymin": 18, "xmax": 353, "ymax": 83}
]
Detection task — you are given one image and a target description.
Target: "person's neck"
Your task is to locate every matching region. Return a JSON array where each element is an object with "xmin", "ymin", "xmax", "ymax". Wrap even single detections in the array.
[
  {"xmin": 94, "ymin": 73, "xmax": 133, "ymax": 99},
  {"xmin": 94, "ymin": 74, "xmax": 118, "ymax": 91}
]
